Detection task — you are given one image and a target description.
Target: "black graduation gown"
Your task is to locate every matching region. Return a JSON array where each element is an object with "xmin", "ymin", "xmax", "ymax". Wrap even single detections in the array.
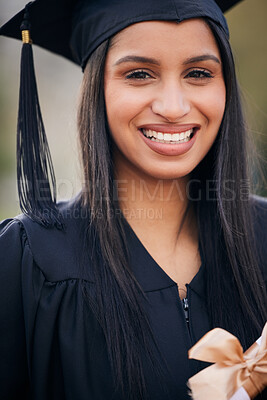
[{"xmin": 0, "ymin": 195, "xmax": 266, "ymax": 400}]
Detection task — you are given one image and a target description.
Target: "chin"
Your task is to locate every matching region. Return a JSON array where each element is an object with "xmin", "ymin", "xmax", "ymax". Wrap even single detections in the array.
[{"xmin": 137, "ymin": 164, "xmax": 196, "ymax": 181}]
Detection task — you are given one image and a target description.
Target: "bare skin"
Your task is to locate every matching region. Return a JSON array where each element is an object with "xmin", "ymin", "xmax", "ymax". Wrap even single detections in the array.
[
  {"xmin": 115, "ymin": 156, "xmax": 201, "ymax": 299},
  {"xmin": 104, "ymin": 19, "xmax": 225, "ymax": 298}
]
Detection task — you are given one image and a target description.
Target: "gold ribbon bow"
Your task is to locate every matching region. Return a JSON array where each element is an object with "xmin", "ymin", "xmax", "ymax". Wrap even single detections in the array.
[{"xmin": 188, "ymin": 323, "xmax": 267, "ymax": 400}]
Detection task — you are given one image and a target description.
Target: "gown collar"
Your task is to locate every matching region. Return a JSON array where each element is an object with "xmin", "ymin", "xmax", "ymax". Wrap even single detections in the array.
[
  {"xmin": 53, "ymin": 195, "xmax": 206, "ymax": 298},
  {"xmin": 123, "ymin": 216, "xmax": 206, "ymax": 298}
]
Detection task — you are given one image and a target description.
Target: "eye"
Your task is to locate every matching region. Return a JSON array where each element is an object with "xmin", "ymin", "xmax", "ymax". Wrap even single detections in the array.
[
  {"xmin": 125, "ymin": 70, "xmax": 153, "ymax": 80},
  {"xmin": 185, "ymin": 69, "xmax": 213, "ymax": 80}
]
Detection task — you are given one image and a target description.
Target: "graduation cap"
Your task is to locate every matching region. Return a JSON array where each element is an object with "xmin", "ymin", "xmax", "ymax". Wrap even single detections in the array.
[{"xmin": 0, "ymin": 0, "xmax": 243, "ymax": 228}]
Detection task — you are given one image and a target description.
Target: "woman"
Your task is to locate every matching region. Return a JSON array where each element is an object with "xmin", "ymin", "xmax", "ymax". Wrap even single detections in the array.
[{"xmin": 0, "ymin": 0, "xmax": 266, "ymax": 399}]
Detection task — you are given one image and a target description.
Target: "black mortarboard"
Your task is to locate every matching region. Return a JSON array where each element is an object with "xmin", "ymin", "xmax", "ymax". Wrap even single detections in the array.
[
  {"xmin": 1, "ymin": 0, "xmax": 243, "ymax": 68},
  {"xmin": 0, "ymin": 0, "xmax": 243, "ymax": 228}
]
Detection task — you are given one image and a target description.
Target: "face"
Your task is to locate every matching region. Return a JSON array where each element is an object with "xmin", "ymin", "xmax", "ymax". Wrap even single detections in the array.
[{"xmin": 104, "ymin": 19, "xmax": 226, "ymax": 180}]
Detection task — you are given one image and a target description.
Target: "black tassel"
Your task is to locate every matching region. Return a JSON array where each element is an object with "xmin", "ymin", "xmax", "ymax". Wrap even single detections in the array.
[{"xmin": 17, "ymin": 4, "xmax": 63, "ymax": 229}]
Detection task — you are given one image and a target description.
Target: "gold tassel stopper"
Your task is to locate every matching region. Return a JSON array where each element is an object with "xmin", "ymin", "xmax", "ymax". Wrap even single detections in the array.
[{"xmin": 22, "ymin": 29, "xmax": 32, "ymax": 44}]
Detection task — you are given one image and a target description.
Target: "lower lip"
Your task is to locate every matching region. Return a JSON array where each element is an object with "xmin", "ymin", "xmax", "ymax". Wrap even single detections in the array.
[{"xmin": 138, "ymin": 129, "xmax": 198, "ymax": 156}]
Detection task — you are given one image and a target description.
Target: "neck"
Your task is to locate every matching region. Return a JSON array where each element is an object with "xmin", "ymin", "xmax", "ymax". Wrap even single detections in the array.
[{"xmin": 114, "ymin": 157, "xmax": 195, "ymax": 246}]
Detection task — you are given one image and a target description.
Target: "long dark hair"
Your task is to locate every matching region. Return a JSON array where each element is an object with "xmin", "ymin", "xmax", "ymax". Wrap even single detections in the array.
[{"xmin": 77, "ymin": 18, "xmax": 267, "ymax": 399}]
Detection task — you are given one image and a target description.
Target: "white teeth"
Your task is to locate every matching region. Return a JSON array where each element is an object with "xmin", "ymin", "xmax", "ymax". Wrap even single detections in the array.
[
  {"xmin": 164, "ymin": 133, "xmax": 171, "ymax": 141},
  {"xmin": 142, "ymin": 128, "xmax": 193, "ymax": 144},
  {"xmin": 185, "ymin": 129, "xmax": 191, "ymax": 137}
]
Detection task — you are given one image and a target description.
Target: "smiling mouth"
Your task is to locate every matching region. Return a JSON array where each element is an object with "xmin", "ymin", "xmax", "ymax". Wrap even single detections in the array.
[{"xmin": 140, "ymin": 128, "xmax": 195, "ymax": 144}]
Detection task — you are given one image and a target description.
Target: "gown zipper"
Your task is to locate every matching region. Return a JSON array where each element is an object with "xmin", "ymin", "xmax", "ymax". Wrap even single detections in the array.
[
  {"xmin": 182, "ymin": 297, "xmax": 189, "ymax": 326},
  {"xmin": 181, "ymin": 295, "xmax": 192, "ymax": 347},
  {"xmin": 181, "ymin": 287, "xmax": 192, "ymax": 342}
]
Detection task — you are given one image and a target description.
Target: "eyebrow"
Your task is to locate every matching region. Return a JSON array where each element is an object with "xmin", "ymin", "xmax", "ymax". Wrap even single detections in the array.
[
  {"xmin": 182, "ymin": 54, "xmax": 221, "ymax": 65},
  {"xmin": 113, "ymin": 53, "xmax": 220, "ymax": 67},
  {"xmin": 113, "ymin": 55, "xmax": 160, "ymax": 66}
]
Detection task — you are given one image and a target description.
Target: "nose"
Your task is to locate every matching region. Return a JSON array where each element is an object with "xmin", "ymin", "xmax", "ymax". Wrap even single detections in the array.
[{"xmin": 151, "ymin": 80, "xmax": 191, "ymax": 122}]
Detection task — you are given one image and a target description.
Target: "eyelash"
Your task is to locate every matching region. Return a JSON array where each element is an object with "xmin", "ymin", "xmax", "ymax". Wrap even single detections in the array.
[
  {"xmin": 185, "ymin": 69, "xmax": 213, "ymax": 79},
  {"xmin": 125, "ymin": 70, "xmax": 152, "ymax": 80},
  {"xmin": 125, "ymin": 68, "xmax": 213, "ymax": 81}
]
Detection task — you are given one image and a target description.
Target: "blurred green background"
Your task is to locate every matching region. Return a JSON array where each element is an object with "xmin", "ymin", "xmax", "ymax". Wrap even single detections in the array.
[{"xmin": 0, "ymin": 0, "xmax": 266, "ymax": 220}]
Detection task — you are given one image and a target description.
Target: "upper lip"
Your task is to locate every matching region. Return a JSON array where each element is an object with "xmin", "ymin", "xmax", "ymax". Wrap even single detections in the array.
[{"xmin": 138, "ymin": 124, "xmax": 200, "ymax": 134}]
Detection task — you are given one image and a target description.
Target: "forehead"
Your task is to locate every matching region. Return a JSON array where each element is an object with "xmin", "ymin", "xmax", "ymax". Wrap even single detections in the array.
[{"xmin": 108, "ymin": 18, "xmax": 220, "ymax": 59}]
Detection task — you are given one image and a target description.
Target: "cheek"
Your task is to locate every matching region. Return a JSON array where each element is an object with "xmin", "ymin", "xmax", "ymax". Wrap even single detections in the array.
[
  {"xmin": 195, "ymin": 84, "xmax": 226, "ymax": 125},
  {"xmin": 105, "ymin": 82, "xmax": 151, "ymax": 127},
  {"xmin": 104, "ymin": 84, "xmax": 139, "ymax": 150}
]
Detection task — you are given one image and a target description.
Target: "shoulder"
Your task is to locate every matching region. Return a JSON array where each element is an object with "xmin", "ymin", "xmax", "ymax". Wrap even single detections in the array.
[
  {"xmin": 0, "ymin": 218, "xmax": 26, "ymax": 280},
  {"xmin": 0, "ymin": 194, "xmax": 93, "ymax": 282},
  {"xmin": 251, "ymin": 195, "xmax": 267, "ymax": 239},
  {"xmin": 250, "ymin": 195, "xmax": 267, "ymax": 279},
  {"xmin": 251, "ymin": 194, "xmax": 267, "ymax": 214}
]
